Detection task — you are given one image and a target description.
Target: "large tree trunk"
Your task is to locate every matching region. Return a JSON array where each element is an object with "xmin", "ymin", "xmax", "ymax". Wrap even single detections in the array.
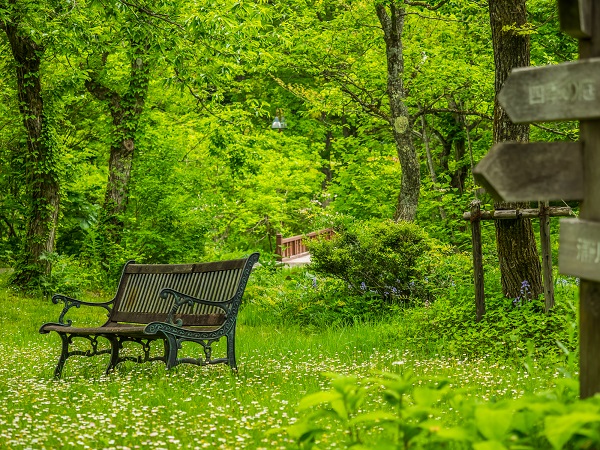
[
  {"xmin": 2, "ymin": 19, "xmax": 60, "ymax": 288},
  {"xmin": 86, "ymin": 44, "xmax": 150, "ymax": 244},
  {"xmin": 488, "ymin": 0, "xmax": 543, "ymax": 299},
  {"xmin": 376, "ymin": 1, "xmax": 420, "ymax": 222}
]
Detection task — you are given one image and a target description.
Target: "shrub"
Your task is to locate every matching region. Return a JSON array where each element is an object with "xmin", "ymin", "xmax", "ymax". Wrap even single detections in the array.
[
  {"xmin": 389, "ymin": 276, "xmax": 579, "ymax": 360},
  {"xmin": 37, "ymin": 253, "xmax": 108, "ymax": 298},
  {"xmin": 241, "ymin": 266, "xmax": 405, "ymax": 329},
  {"xmin": 308, "ymin": 219, "xmax": 430, "ymax": 302}
]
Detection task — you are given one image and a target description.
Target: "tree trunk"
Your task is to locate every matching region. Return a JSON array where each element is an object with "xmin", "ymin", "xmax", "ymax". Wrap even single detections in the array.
[
  {"xmin": 447, "ymin": 96, "xmax": 468, "ymax": 194},
  {"xmin": 320, "ymin": 113, "xmax": 333, "ymax": 207},
  {"xmin": 376, "ymin": 1, "xmax": 420, "ymax": 222},
  {"xmin": 2, "ymin": 19, "xmax": 60, "ymax": 288},
  {"xmin": 86, "ymin": 44, "xmax": 150, "ymax": 244},
  {"xmin": 488, "ymin": 0, "xmax": 543, "ymax": 299}
]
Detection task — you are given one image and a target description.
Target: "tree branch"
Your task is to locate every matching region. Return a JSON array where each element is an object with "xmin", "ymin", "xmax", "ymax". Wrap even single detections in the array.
[
  {"xmin": 404, "ymin": 0, "xmax": 449, "ymax": 10},
  {"xmin": 0, "ymin": 214, "xmax": 17, "ymax": 239},
  {"xmin": 174, "ymin": 69, "xmax": 235, "ymax": 125},
  {"xmin": 417, "ymin": 108, "xmax": 493, "ymax": 121},
  {"xmin": 532, "ymin": 122, "xmax": 578, "ymax": 139},
  {"xmin": 116, "ymin": 0, "xmax": 184, "ymax": 29}
]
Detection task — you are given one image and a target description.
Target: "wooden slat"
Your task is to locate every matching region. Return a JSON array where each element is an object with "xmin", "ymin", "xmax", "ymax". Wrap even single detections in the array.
[
  {"xmin": 114, "ymin": 311, "xmax": 226, "ymax": 327},
  {"xmin": 125, "ymin": 258, "xmax": 246, "ymax": 274}
]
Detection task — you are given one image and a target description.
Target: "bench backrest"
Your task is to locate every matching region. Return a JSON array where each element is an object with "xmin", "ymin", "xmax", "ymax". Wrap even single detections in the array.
[{"xmin": 108, "ymin": 253, "xmax": 259, "ymax": 326}]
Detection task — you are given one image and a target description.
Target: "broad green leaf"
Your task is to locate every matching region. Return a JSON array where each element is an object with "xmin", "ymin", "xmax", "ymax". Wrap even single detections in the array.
[
  {"xmin": 413, "ymin": 386, "xmax": 443, "ymax": 406},
  {"xmin": 330, "ymin": 398, "xmax": 349, "ymax": 421},
  {"xmin": 349, "ymin": 411, "xmax": 399, "ymax": 426},
  {"xmin": 475, "ymin": 406, "xmax": 513, "ymax": 441},
  {"xmin": 298, "ymin": 390, "xmax": 341, "ymax": 410},
  {"xmin": 510, "ymin": 410, "xmax": 539, "ymax": 434},
  {"xmin": 284, "ymin": 421, "xmax": 325, "ymax": 445},
  {"xmin": 544, "ymin": 412, "xmax": 600, "ymax": 450},
  {"xmin": 434, "ymin": 426, "xmax": 473, "ymax": 441},
  {"xmin": 473, "ymin": 441, "xmax": 508, "ymax": 450}
]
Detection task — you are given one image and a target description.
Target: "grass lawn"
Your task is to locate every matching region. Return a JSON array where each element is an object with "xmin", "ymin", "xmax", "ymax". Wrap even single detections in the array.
[{"xmin": 0, "ymin": 270, "xmax": 576, "ymax": 449}]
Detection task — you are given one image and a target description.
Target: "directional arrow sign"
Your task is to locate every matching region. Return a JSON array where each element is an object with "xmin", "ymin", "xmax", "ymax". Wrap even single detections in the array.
[
  {"xmin": 560, "ymin": 219, "xmax": 600, "ymax": 283},
  {"xmin": 473, "ymin": 141, "xmax": 584, "ymax": 202},
  {"xmin": 498, "ymin": 58, "xmax": 600, "ymax": 123}
]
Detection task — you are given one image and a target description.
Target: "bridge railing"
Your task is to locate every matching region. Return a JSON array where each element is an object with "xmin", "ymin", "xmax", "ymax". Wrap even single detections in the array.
[{"xmin": 275, "ymin": 228, "xmax": 334, "ymax": 261}]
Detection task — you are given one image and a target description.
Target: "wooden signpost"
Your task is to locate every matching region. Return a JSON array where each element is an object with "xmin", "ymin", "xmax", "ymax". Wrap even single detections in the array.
[
  {"xmin": 558, "ymin": 0, "xmax": 591, "ymax": 38},
  {"xmin": 473, "ymin": 0, "xmax": 600, "ymax": 398},
  {"xmin": 560, "ymin": 219, "xmax": 600, "ymax": 283},
  {"xmin": 473, "ymin": 142, "xmax": 584, "ymax": 202},
  {"xmin": 497, "ymin": 58, "xmax": 600, "ymax": 123}
]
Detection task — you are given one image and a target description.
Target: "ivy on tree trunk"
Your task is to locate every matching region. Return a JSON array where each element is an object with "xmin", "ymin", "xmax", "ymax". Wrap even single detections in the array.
[
  {"xmin": 488, "ymin": 0, "xmax": 543, "ymax": 299},
  {"xmin": 1, "ymin": 13, "xmax": 60, "ymax": 290},
  {"xmin": 85, "ymin": 43, "xmax": 150, "ymax": 245}
]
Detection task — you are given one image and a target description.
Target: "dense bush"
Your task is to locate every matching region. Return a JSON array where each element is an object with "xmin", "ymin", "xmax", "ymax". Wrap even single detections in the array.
[
  {"xmin": 386, "ymin": 276, "xmax": 579, "ymax": 360},
  {"xmin": 242, "ymin": 232, "xmax": 474, "ymax": 331},
  {"xmin": 242, "ymin": 265, "xmax": 404, "ymax": 329},
  {"xmin": 308, "ymin": 219, "xmax": 430, "ymax": 302}
]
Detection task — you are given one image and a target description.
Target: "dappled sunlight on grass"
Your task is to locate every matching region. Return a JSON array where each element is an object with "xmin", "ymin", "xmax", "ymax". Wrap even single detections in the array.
[
  {"xmin": 0, "ymin": 270, "xmax": 576, "ymax": 449},
  {"xmin": 0, "ymin": 334, "xmax": 569, "ymax": 449}
]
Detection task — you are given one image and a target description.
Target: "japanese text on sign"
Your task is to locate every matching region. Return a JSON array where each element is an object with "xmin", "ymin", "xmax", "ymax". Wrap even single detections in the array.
[
  {"xmin": 529, "ymin": 80, "xmax": 596, "ymax": 105},
  {"xmin": 577, "ymin": 237, "xmax": 600, "ymax": 264}
]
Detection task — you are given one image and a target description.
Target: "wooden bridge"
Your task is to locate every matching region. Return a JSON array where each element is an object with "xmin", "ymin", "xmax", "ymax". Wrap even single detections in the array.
[{"xmin": 275, "ymin": 228, "xmax": 334, "ymax": 266}]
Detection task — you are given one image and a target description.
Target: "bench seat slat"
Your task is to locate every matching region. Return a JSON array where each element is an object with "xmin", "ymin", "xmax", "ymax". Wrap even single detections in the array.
[
  {"xmin": 113, "ymin": 311, "xmax": 226, "ymax": 327},
  {"xmin": 41, "ymin": 323, "xmax": 223, "ymax": 335},
  {"xmin": 42, "ymin": 324, "xmax": 147, "ymax": 335}
]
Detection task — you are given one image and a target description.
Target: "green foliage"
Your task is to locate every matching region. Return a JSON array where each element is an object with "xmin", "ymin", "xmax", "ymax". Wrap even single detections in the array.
[
  {"xmin": 285, "ymin": 371, "xmax": 600, "ymax": 449},
  {"xmin": 242, "ymin": 265, "xmax": 404, "ymax": 329},
  {"xmin": 308, "ymin": 219, "xmax": 430, "ymax": 301},
  {"xmin": 37, "ymin": 252, "xmax": 111, "ymax": 298},
  {"xmin": 243, "ymin": 233, "xmax": 474, "ymax": 330},
  {"xmin": 327, "ymin": 137, "xmax": 400, "ymax": 219},
  {"xmin": 283, "ymin": 371, "xmax": 450, "ymax": 449},
  {"xmin": 394, "ymin": 278, "xmax": 579, "ymax": 360}
]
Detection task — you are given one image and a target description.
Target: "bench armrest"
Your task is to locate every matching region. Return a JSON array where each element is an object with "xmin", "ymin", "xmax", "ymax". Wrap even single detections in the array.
[
  {"xmin": 160, "ymin": 288, "xmax": 230, "ymax": 327},
  {"xmin": 47, "ymin": 294, "xmax": 115, "ymax": 327}
]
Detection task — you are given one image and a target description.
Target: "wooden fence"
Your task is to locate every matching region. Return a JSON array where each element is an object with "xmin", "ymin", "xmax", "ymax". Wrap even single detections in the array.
[
  {"xmin": 275, "ymin": 228, "xmax": 334, "ymax": 261},
  {"xmin": 465, "ymin": 200, "xmax": 574, "ymax": 321}
]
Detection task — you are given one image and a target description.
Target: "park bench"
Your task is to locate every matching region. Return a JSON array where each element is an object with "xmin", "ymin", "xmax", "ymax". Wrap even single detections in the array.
[{"xmin": 39, "ymin": 253, "xmax": 259, "ymax": 378}]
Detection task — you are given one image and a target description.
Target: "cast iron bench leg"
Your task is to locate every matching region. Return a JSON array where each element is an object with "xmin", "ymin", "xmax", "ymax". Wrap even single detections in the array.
[
  {"xmin": 227, "ymin": 329, "xmax": 237, "ymax": 371},
  {"xmin": 54, "ymin": 333, "xmax": 70, "ymax": 379},
  {"xmin": 164, "ymin": 333, "xmax": 179, "ymax": 369},
  {"xmin": 105, "ymin": 336, "xmax": 120, "ymax": 375}
]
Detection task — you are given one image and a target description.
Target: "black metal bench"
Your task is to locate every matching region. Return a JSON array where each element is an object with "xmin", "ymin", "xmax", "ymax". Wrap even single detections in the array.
[{"xmin": 39, "ymin": 253, "xmax": 259, "ymax": 377}]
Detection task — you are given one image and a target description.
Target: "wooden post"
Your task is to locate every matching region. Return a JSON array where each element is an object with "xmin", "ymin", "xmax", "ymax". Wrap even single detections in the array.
[
  {"xmin": 539, "ymin": 201, "xmax": 555, "ymax": 312},
  {"xmin": 578, "ymin": 1, "xmax": 600, "ymax": 398},
  {"xmin": 275, "ymin": 233, "xmax": 283, "ymax": 261},
  {"xmin": 470, "ymin": 200, "xmax": 485, "ymax": 322}
]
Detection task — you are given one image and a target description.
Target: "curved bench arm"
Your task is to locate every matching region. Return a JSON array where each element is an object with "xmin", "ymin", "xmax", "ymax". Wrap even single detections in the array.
[
  {"xmin": 160, "ymin": 288, "xmax": 230, "ymax": 327},
  {"xmin": 47, "ymin": 294, "xmax": 115, "ymax": 327}
]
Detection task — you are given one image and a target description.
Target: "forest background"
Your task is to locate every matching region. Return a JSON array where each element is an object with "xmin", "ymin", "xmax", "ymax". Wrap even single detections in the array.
[{"xmin": 0, "ymin": 0, "xmax": 579, "ymax": 294}]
